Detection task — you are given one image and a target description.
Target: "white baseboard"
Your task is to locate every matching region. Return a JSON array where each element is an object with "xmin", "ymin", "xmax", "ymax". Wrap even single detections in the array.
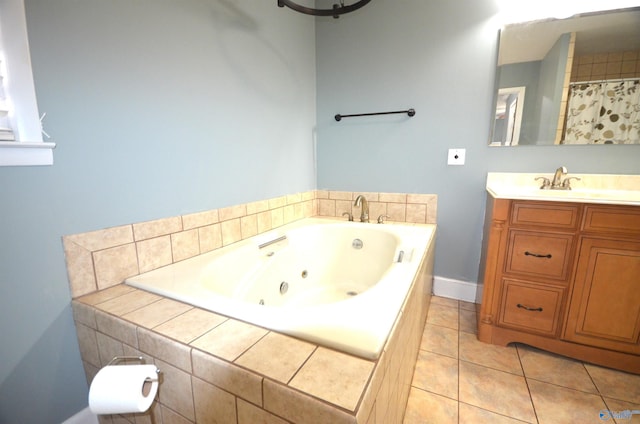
[
  {"xmin": 62, "ymin": 407, "xmax": 98, "ymax": 424},
  {"xmin": 433, "ymin": 276, "xmax": 477, "ymax": 303}
]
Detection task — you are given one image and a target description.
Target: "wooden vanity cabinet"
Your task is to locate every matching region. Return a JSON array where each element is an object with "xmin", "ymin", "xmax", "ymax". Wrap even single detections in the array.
[{"xmin": 478, "ymin": 198, "xmax": 640, "ymax": 374}]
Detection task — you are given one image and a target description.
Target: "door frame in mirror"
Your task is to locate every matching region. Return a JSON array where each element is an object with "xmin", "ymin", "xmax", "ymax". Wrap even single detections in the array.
[{"xmin": 491, "ymin": 86, "xmax": 526, "ymax": 146}]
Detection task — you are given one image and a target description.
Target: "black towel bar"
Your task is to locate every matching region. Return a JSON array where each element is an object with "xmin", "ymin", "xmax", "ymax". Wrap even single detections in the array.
[{"xmin": 335, "ymin": 108, "xmax": 415, "ymax": 121}]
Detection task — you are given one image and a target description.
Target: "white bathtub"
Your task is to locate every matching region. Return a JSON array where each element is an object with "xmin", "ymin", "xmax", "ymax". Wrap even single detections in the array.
[{"xmin": 126, "ymin": 217, "xmax": 435, "ymax": 359}]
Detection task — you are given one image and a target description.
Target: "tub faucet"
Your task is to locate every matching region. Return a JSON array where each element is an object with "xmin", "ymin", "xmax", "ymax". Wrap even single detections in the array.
[
  {"xmin": 551, "ymin": 166, "xmax": 567, "ymax": 189},
  {"xmin": 354, "ymin": 195, "xmax": 369, "ymax": 223}
]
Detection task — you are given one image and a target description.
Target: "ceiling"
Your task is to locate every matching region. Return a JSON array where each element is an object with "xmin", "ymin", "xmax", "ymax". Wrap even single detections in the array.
[{"xmin": 498, "ymin": 8, "xmax": 640, "ymax": 65}]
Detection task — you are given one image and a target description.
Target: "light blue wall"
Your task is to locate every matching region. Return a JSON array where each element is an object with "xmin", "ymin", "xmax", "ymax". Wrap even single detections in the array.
[
  {"xmin": 497, "ymin": 61, "xmax": 540, "ymax": 144},
  {"xmin": 316, "ymin": 0, "xmax": 640, "ymax": 285},
  {"xmin": 0, "ymin": 1, "xmax": 316, "ymax": 422}
]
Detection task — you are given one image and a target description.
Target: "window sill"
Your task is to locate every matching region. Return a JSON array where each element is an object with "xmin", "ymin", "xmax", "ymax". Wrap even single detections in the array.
[{"xmin": 0, "ymin": 141, "xmax": 56, "ymax": 166}]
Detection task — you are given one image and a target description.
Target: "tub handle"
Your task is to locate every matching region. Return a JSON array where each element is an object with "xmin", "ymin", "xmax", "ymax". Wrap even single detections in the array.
[
  {"xmin": 397, "ymin": 250, "xmax": 405, "ymax": 263},
  {"xmin": 258, "ymin": 235, "xmax": 287, "ymax": 250}
]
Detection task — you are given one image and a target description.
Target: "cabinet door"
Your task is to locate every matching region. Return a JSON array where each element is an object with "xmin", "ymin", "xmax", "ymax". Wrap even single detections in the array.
[{"xmin": 563, "ymin": 237, "xmax": 640, "ymax": 354}]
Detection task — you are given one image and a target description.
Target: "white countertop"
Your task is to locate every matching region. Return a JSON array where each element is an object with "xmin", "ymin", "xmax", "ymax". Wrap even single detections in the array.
[{"xmin": 486, "ymin": 172, "xmax": 640, "ymax": 206}]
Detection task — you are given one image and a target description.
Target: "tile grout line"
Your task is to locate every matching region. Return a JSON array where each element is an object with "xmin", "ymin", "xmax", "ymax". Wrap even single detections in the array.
[{"xmin": 515, "ymin": 343, "xmax": 540, "ymax": 424}]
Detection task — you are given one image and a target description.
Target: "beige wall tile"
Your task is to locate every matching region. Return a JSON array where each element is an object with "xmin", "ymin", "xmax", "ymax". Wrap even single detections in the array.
[
  {"xmin": 221, "ymin": 218, "xmax": 242, "ymax": 246},
  {"xmin": 171, "ymin": 229, "xmax": 200, "ymax": 262},
  {"xmin": 268, "ymin": 196, "xmax": 287, "ymax": 209},
  {"xmin": 282, "ymin": 204, "xmax": 296, "ymax": 224},
  {"xmin": 95, "ymin": 310, "xmax": 138, "ymax": 348},
  {"xmin": 76, "ymin": 323, "xmax": 100, "ymax": 367},
  {"xmin": 289, "ymin": 347, "xmax": 374, "ymax": 411},
  {"xmin": 160, "ymin": 405, "xmax": 192, "ymax": 424},
  {"xmin": 256, "ymin": 210, "xmax": 273, "ymax": 234},
  {"xmin": 155, "ymin": 360, "xmax": 195, "ymax": 421},
  {"xmin": 335, "ymin": 200, "xmax": 352, "ymax": 218},
  {"xmin": 219, "ymin": 204, "xmax": 247, "ymax": 221},
  {"xmin": 192, "ymin": 349, "xmax": 263, "ymax": 406},
  {"xmin": 133, "ymin": 217, "xmax": 182, "ymax": 241},
  {"xmin": 137, "ymin": 236, "xmax": 173, "ymax": 273},
  {"xmin": 123, "ymin": 298, "xmax": 192, "ymax": 329},
  {"xmin": 315, "ymin": 190, "xmax": 329, "ymax": 199},
  {"xmin": 93, "ymin": 244, "xmax": 139, "ymax": 290},
  {"xmin": 246, "ymin": 199, "xmax": 270, "ymax": 215},
  {"xmin": 240, "ymin": 215, "xmax": 258, "ymax": 239},
  {"xmin": 199, "ymin": 223, "xmax": 222, "ymax": 253},
  {"xmin": 95, "ymin": 290, "xmax": 162, "ymax": 317},
  {"xmin": 386, "ymin": 203, "xmax": 406, "ymax": 222},
  {"xmin": 237, "ymin": 398, "xmax": 288, "ymax": 424},
  {"xmin": 286, "ymin": 193, "xmax": 302, "ymax": 204},
  {"xmin": 77, "ymin": 284, "xmax": 135, "ymax": 306},
  {"xmin": 154, "ymin": 308, "xmax": 227, "ymax": 344},
  {"xmin": 64, "ymin": 225, "xmax": 133, "ymax": 252},
  {"xmin": 72, "ymin": 300, "xmax": 97, "ymax": 329},
  {"xmin": 406, "ymin": 204, "xmax": 427, "ymax": 224},
  {"xmin": 64, "ymin": 239, "xmax": 98, "ymax": 298},
  {"xmin": 318, "ymin": 199, "xmax": 336, "ymax": 216},
  {"xmin": 329, "ymin": 191, "xmax": 352, "ymax": 200},
  {"xmin": 95, "ymin": 332, "xmax": 124, "ymax": 366},
  {"xmin": 270, "ymin": 208, "xmax": 284, "ymax": 229},
  {"xmin": 191, "ymin": 319, "xmax": 268, "ymax": 361},
  {"xmin": 182, "ymin": 209, "xmax": 219, "ymax": 230},
  {"xmin": 192, "ymin": 377, "xmax": 237, "ymax": 424},
  {"xmin": 138, "ymin": 328, "xmax": 192, "ymax": 373},
  {"xmin": 302, "ymin": 190, "xmax": 315, "ymax": 201},
  {"xmin": 379, "ymin": 193, "xmax": 406, "ymax": 203},
  {"xmin": 235, "ymin": 333, "xmax": 315, "ymax": 383},
  {"xmin": 263, "ymin": 379, "xmax": 356, "ymax": 424}
]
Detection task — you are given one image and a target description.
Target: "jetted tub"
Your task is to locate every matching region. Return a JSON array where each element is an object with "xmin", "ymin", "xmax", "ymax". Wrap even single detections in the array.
[{"xmin": 126, "ymin": 217, "xmax": 435, "ymax": 359}]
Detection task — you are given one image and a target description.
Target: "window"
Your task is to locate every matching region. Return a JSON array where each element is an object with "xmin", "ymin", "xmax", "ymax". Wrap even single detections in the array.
[{"xmin": 0, "ymin": 0, "xmax": 55, "ymax": 166}]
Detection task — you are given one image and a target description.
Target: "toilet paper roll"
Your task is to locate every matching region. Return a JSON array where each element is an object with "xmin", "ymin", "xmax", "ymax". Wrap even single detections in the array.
[{"xmin": 88, "ymin": 364, "xmax": 159, "ymax": 415}]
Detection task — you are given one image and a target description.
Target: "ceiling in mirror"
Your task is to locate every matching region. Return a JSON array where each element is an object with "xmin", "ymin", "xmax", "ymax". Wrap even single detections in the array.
[{"xmin": 490, "ymin": 7, "xmax": 640, "ymax": 146}]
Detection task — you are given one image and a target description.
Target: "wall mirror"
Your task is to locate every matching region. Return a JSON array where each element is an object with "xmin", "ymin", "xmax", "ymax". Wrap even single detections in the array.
[{"xmin": 490, "ymin": 7, "xmax": 640, "ymax": 146}]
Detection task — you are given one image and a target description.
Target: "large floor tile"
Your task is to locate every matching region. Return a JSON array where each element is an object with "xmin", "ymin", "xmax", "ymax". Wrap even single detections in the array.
[
  {"xmin": 518, "ymin": 344, "xmax": 597, "ymax": 393},
  {"xmin": 459, "ymin": 361, "xmax": 536, "ymax": 423},
  {"xmin": 412, "ymin": 350, "xmax": 458, "ymax": 400},
  {"xmin": 528, "ymin": 379, "xmax": 608, "ymax": 424},
  {"xmin": 459, "ymin": 403, "xmax": 532, "ymax": 424},
  {"xmin": 459, "ymin": 332, "xmax": 523, "ymax": 375},
  {"xmin": 404, "ymin": 387, "xmax": 458, "ymax": 424},
  {"xmin": 427, "ymin": 303, "xmax": 459, "ymax": 330},
  {"xmin": 420, "ymin": 323, "xmax": 458, "ymax": 358},
  {"xmin": 584, "ymin": 364, "xmax": 640, "ymax": 404}
]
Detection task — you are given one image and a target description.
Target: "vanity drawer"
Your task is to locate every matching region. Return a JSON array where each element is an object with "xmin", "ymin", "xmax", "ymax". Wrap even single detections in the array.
[
  {"xmin": 498, "ymin": 279, "xmax": 564, "ymax": 336},
  {"xmin": 582, "ymin": 205, "xmax": 640, "ymax": 236},
  {"xmin": 505, "ymin": 230, "xmax": 575, "ymax": 281},
  {"xmin": 511, "ymin": 202, "xmax": 580, "ymax": 230}
]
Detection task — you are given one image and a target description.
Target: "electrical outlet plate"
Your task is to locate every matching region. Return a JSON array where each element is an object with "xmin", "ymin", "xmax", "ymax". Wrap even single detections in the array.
[{"xmin": 447, "ymin": 148, "xmax": 466, "ymax": 165}]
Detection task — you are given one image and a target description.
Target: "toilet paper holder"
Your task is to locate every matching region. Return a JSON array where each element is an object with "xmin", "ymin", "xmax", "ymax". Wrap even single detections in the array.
[{"xmin": 107, "ymin": 356, "xmax": 160, "ymax": 382}]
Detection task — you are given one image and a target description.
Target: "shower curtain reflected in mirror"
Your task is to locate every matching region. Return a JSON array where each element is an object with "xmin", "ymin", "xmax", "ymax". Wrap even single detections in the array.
[{"xmin": 563, "ymin": 79, "xmax": 640, "ymax": 144}]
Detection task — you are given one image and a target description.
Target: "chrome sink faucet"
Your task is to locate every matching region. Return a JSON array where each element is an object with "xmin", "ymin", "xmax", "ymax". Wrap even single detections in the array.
[
  {"xmin": 354, "ymin": 195, "xmax": 369, "ymax": 223},
  {"xmin": 551, "ymin": 166, "xmax": 567, "ymax": 188},
  {"xmin": 536, "ymin": 166, "xmax": 580, "ymax": 190}
]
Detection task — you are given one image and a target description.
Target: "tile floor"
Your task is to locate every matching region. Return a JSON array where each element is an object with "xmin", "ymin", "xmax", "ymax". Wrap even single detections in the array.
[{"xmin": 403, "ymin": 296, "xmax": 640, "ymax": 423}]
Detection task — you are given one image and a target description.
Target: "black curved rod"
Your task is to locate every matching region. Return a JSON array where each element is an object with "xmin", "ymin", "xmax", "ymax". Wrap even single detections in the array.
[
  {"xmin": 278, "ymin": 0, "xmax": 371, "ymax": 18},
  {"xmin": 335, "ymin": 108, "xmax": 416, "ymax": 121}
]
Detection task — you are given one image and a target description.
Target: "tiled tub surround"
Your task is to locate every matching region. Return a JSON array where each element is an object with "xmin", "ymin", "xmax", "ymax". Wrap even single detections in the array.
[
  {"xmin": 64, "ymin": 190, "xmax": 437, "ymax": 299},
  {"xmin": 64, "ymin": 190, "xmax": 437, "ymax": 423},
  {"xmin": 72, "ymin": 231, "xmax": 434, "ymax": 424}
]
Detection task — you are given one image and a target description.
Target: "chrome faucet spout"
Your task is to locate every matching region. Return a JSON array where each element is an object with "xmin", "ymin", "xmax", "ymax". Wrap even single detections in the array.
[
  {"xmin": 551, "ymin": 166, "xmax": 567, "ymax": 188},
  {"xmin": 354, "ymin": 195, "xmax": 369, "ymax": 223}
]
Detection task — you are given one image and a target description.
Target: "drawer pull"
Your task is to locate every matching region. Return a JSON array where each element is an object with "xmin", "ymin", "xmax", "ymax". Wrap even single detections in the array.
[
  {"xmin": 517, "ymin": 303, "xmax": 543, "ymax": 312},
  {"xmin": 524, "ymin": 251, "xmax": 552, "ymax": 259}
]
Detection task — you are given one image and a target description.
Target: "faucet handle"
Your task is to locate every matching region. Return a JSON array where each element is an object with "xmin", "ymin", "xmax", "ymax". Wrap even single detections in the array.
[
  {"xmin": 377, "ymin": 214, "xmax": 389, "ymax": 224},
  {"xmin": 535, "ymin": 176, "xmax": 551, "ymax": 190},
  {"xmin": 562, "ymin": 177, "xmax": 581, "ymax": 189},
  {"xmin": 342, "ymin": 212, "xmax": 353, "ymax": 222}
]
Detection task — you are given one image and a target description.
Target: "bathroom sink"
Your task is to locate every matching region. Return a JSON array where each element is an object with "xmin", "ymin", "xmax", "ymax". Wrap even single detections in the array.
[{"xmin": 486, "ymin": 173, "xmax": 640, "ymax": 206}]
